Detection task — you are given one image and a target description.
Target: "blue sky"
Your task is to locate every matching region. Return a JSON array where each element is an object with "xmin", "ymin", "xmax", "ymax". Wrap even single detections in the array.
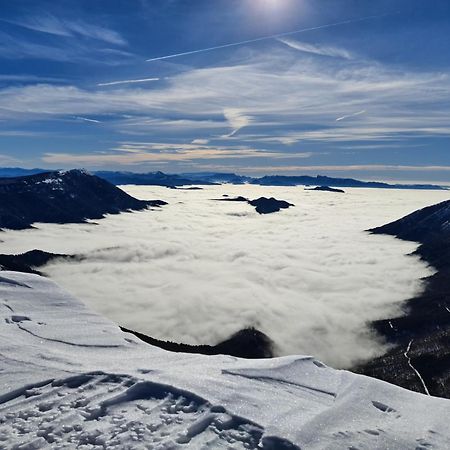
[{"xmin": 0, "ymin": 0, "xmax": 449, "ymax": 181}]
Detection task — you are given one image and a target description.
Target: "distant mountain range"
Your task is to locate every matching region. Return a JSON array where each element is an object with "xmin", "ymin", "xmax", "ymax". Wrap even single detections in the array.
[
  {"xmin": 99, "ymin": 171, "xmax": 447, "ymax": 190},
  {"xmin": 1, "ymin": 168, "xmax": 446, "ymax": 190},
  {"xmin": 357, "ymin": 199, "xmax": 450, "ymax": 398},
  {"xmin": 0, "ymin": 168, "xmax": 48, "ymax": 178},
  {"xmin": 0, "ymin": 169, "xmax": 166, "ymax": 230}
]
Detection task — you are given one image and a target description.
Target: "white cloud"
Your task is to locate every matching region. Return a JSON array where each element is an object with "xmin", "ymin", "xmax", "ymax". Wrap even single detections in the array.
[
  {"xmin": 0, "ymin": 30, "xmax": 135, "ymax": 64},
  {"xmin": 6, "ymin": 15, "xmax": 127, "ymax": 46},
  {"xmin": 0, "ymin": 153, "xmax": 20, "ymax": 164},
  {"xmin": 278, "ymin": 37, "xmax": 354, "ymax": 59},
  {"xmin": 223, "ymin": 108, "xmax": 252, "ymax": 137},
  {"xmin": 41, "ymin": 141, "xmax": 313, "ymax": 166},
  {"xmin": 0, "ymin": 46, "xmax": 449, "ymax": 166},
  {"xmin": 0, "ymin": 74, "xmax": 66, "ymax": 83},
  {"xmin": 0, "ymin": 50, "xmax": 448, "ymax": 143},
  {"xmin": 201, "ymin": 164, "xmax": 450, "ymax": 174},
  {"xmin": 2, "ymin": 186, "xmax": 448, "ymax": 368}
]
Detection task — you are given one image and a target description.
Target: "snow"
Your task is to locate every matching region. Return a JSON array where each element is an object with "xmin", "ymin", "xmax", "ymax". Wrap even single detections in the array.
[
  {"xmin": 0, "ymin": 272, "xmax": 449, "ymax": 449},
  {"xmin": 39, "ymin": 178, "xmax": 62, "ymax": 184},
  {"xmin": 36, "ymin": 177, "xmax": 64, "ymax": 190}
]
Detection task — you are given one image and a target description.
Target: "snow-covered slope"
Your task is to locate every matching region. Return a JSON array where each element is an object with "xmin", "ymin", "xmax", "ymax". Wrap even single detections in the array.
[{"xmin": 0, "ymin": 272, "xmax": 449, "ymax": 449}]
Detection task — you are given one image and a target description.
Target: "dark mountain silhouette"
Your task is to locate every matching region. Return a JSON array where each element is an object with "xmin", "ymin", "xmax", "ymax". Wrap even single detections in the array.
[
  {"xmin": 306, "ymin": 186, "xmax": 345, "ymax": 193},
  {"xmin": 214, "ymin": 196, "xmax": 249, "ymax": 202},
  {"xmin": 249, "ymin": 197, "xmax": 294, "ymax": 214},
  {"xmin": 89, "ymin": 170, "xmax": 447, "ymax": 190},
  {"xmin": 214, "ymin": 196, "xmax": 294, "ymax": 214},
  {"xmin": 120, "ymin": 326, "xmax": 274, "ymax": 359},
  {"xmin": 176, "ymin": 187, "xmax": 204, "ymax": 191},
  {"xmin": 356, "ymin": 199, "xmax": 450, "ymax": 398},
  {"xmin": 0, "ymin": 168, "xmax": 47, "ymax": 178},
  {"xmin": 369, "ymin": 200, "xmax": 450, "ymax": 243},
  {"xmin": 95, "ymin": 171, "xmax": 216, "ymax": 187},
  {"xmin": 180, "ymin": 172, "xmax": 252, "ymax": 184},
  {"xmin": 0, "ymin": 168, "xmax": 445, "ymax": 190},
  {"xmin": 0, "ymin": 250, "xmax": 74, "ymax": 275},
  {"xmin": 251, "ymin": 175, "xmax": 445, "ymax": 190},
  {"xmin": 0, "ymin": 170, "xmax": 166, "ymax": 230}
]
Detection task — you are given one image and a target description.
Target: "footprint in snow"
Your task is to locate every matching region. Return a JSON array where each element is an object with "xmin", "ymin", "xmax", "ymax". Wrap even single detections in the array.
[{"xmin": 0, "ymin": 372, "xmax": 299, "ymax": 450}]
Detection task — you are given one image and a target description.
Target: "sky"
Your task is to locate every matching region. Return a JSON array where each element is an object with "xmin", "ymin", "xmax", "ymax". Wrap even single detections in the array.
[{"xmin": 0, "ymin": 0, "xmax": 449, "ymax": 181}]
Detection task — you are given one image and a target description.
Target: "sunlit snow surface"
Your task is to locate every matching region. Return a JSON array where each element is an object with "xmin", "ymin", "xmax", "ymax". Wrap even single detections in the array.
[
  {"xmin": 1, "ymin": 186, "xmax": 449, "ymax": 367},
  {"xmin": 0, "ymin": 272, "xmax": 449, "ymax": 449}
]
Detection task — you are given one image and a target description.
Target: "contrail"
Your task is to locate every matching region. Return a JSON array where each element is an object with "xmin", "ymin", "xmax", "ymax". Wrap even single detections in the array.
[
  {"xmin": 73, "ymin": 116, "xmax": 101, "ymax": 123},
  {"xmin": 97, "ymin": 77, "xmax": 160, "ymax": 86},
  {"xmin": 336, "ymin": 110, "xmax": 366, "ymax": 122},
  {"xmin": 146, "ymin": 13, "xmax": 392, "ymax": 62}
]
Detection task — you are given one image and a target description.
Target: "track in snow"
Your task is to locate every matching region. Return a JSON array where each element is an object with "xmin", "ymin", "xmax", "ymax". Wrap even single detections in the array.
[{"xmin": 0, "ymin": 372, "xmax": 297, "ymax": 449}]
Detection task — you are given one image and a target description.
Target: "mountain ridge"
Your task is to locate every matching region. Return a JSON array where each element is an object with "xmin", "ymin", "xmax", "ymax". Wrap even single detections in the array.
[
  {"xmin": 0, "ymin": 169, "xmax": 166, "ymax": 230},
  {"xmin": 1, "ymin": 271, "xmax": 450, "ymax": 449},
  {"xmin": 0, "ymin": 168, "xmax": 446, "ymax": 190},
  {"xmin": 356, "ymin": 199, "xmax": 450, "ymax": 398}
]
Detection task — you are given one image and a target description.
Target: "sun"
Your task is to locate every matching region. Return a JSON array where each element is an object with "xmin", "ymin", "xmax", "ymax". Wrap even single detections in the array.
[
  {"xmin": 255, "ymin": 0, "xmax": 301, "ymax": 16},
  {"xmin": 260, "ymin": 0, "xmax": 281, "ymax": 8}
]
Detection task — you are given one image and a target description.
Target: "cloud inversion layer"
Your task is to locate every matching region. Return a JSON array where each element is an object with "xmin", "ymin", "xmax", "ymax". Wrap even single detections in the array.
[{"xmin": 2, "ymin": 186, "xmax": 448, "ymax": 367}]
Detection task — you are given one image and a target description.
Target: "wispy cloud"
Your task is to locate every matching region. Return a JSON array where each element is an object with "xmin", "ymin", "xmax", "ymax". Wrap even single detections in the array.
[
  {"xmin": 223, "ymin": 108, "xmax": 252, "ymax": 137},
  {"xmin": 0, "ymin": 30, "xmax": 135, "ymax": 64},
  {"xmin": 0, "ymin": 153, "xmax": 20, "ymax": 165},
  {"xmin": 0, "ymin": 74, "xmax": 67, "ymax": 83},
  {"xmin": 3, "ymin": 53, "xmax": 448, "ymax": 145},
  {"xmin": 145, "ymin": 13, "xmax": 390, "ymax": 62},
  {"xmin": 0, "ymin": 130, "xmax": 54, "ymax": 137},
  {"xmin": 1, "ymin": 42, "xmax": 450, "ymax": 172},
  {"xmin": 4, "ymin": 15, "xmax": 127, "ymax": 46},
  {"xmin": 278, "ymin": 37, "xmax": 353, "ymax": 59},
  {"xmin": 42, "ymin": 141, "xmax": 313, "ymax": 166},
  {"xmin": 215, "ymin": 164, "xmax": 450, "ymax": 174}
]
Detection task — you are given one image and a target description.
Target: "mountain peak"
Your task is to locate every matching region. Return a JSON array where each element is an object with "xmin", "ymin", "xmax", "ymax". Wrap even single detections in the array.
[{"xmin": 0, "ymin": 170, "xmax": 166, "ymax": 230}]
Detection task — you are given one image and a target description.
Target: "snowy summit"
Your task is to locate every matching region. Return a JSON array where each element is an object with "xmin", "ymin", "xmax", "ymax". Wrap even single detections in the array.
[{"xmin": 0, "ymin": 272, "xmax": 449, "ymax": 449}]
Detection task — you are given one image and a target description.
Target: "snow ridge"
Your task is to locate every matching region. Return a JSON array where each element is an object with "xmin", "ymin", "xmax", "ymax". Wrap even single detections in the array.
[
  {"xmin": 0, "ymin": 272, "xmax": 450, "ymax": 449},
  {"xmin": 0, "ymin": 372, "xmax": 295, "ymax": 449}
]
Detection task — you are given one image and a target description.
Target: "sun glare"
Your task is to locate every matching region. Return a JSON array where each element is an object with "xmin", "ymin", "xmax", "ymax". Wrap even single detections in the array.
[
  {"xmin": 259, "ymin": 0, "xmax": 284, "ymax": 9},
  {"xmin": 253, "ymin": 0, "xmax": 306, "ymax": 23}
]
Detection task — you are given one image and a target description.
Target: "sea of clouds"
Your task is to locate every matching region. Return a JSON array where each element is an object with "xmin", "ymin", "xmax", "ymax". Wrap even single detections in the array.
[{"xmin": 2, "ymin": 186, "xmax": 448, "ymax": 368}]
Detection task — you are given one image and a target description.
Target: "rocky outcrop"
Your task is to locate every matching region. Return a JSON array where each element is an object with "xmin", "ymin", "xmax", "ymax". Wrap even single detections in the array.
[
  {"xmin": 214, "ymin": 196, "xmax": 294, "ymax": 214},
  {"xmin": 306, "ymin": 186, "xmax": 345, "ymax": 193}
]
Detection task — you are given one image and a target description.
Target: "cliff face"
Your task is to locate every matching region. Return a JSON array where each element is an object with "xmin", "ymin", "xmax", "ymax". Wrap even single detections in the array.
[
  {"xmin": 357, "ymin": 199, "xmax": 450, "ymax": 398},
  {"xmin": 0, "ymin": 169, "xmax": 166, "ymax": 230}
]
